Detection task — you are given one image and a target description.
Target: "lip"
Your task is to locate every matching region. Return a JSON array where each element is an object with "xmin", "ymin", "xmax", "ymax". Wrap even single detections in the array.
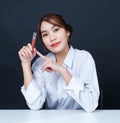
[{"xmin": 51, "ymin": 42, "xmax": 61, "ymax": 47}]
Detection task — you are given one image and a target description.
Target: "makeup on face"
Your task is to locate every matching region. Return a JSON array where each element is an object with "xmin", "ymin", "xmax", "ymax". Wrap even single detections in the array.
[{"xmin": 51, "ymin": 42, "xmax": 61, "ymax": 47}]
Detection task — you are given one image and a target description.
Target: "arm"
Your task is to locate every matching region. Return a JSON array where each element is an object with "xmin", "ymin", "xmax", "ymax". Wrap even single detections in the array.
[
  {"xmin": 18, "ymin": 44, "xmax": 46, "ymax": 110},
  {"xmin": 64, "ymin": 53, "xmax": 100, "ymax": 112},
  {"xmin": 18, "ymin": 43, "xmax": 35, "ymax": 88},
  {"xmin": 21, "ymin": 61, "xmax": 47, "ymax": 110},
  {"xmin": 37, "ymin": 51, "xmax": 72, "ymax": 85}
]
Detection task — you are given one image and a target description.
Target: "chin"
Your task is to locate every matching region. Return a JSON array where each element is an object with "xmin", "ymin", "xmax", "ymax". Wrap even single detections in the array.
[{"xmin": 51, "ymin": 48, "xmax": 63, "ymax": 54}]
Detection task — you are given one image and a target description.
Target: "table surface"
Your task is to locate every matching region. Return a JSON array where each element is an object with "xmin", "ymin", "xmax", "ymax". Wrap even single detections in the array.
[{"xmin": 0, "ymin": 110, "xmax": 120, "ymax": 123}]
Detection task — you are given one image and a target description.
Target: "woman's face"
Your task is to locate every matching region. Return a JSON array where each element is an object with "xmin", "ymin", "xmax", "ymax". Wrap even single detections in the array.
[{"xmin": 40, "ymin": 21, "xmax": 70, "ymax": 54}]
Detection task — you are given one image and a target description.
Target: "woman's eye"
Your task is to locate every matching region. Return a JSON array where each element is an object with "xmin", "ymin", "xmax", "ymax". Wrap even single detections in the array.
[
  {"xmin": 42, "ymin": 33, "xmax": 48, "ymax": 37},
  {"xmin": 54, "ymin": 28, "xmax": 59, "ymax": 32}
]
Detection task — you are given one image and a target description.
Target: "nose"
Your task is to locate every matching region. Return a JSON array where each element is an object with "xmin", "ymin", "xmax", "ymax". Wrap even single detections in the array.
[{"xmin": 49, "ymin": 33, "xmax": 56, "ymax": 42}]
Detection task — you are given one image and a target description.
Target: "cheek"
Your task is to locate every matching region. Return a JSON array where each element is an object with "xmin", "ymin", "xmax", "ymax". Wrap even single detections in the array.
[
  {"xmin": 42, "ymin": 38, "xmax": 48, "ymax": 44},
  {"xmin": 61, "ymin": 34, "xmax": 68, "ymax": 42},
  {"xmin": 42, "ymin": 40, "xmax": 51, "ymax": 48},
  {"xmin": 58, "ymin": 32, "xmax": 66, "ymax": 39}
]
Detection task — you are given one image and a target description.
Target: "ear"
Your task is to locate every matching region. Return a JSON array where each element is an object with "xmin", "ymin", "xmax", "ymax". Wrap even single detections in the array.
[{"xmin": 67, "ymin": 32, "xmax": 70, "ymax": 37}]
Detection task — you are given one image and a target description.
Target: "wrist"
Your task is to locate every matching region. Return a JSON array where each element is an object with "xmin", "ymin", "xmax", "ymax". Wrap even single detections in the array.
[
  {"xmin": 60, "ymin": 67, "xmax": 72, "ymax": 85},
  {"xmin": 21, "ymin": 62, "xmax": 31, "ymax": 68},
  {"xmin": 59, "ymin": 66, "xmax": 66, "ymax": 74}
]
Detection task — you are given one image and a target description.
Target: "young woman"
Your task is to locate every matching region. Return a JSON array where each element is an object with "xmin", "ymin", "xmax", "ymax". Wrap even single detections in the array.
[{"xmin": 18, "ymin": 13, "xmax": 100, "ymax": 112}]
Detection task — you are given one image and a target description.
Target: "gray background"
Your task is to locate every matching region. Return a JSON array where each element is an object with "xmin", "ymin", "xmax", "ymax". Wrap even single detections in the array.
[{"xmin": 0, "ymin": 0, "xmax": 120, "ymax": 109}]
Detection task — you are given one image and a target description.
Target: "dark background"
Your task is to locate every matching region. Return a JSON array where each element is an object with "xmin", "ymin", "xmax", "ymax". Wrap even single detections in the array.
[{"xmin": 0, "ymin": 0, "xmax": 120, "ymax": 109}]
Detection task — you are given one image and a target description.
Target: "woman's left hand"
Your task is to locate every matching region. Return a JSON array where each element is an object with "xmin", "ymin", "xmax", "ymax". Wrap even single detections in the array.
[
  {"xmin": 36, "ymin": 51, "xmax": 63, "ymax": 73},
  {"xmin": 36, "ymin": 51, "xmax": 72, "ymax": 84}
]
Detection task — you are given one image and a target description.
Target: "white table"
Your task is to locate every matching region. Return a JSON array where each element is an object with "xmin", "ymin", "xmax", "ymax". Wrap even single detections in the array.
[{"xmin": 0, "ymin": 110, "xmax": 120, "ymax": 123}]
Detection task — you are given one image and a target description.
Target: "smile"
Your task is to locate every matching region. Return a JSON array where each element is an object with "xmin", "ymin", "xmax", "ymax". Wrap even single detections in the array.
[{"xmin": 51, "ymin": 42, "xmax": 61, "ymax": 47}]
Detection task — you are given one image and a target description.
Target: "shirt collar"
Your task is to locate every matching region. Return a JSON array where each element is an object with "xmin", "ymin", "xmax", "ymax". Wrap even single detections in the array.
[{"xmin": 63, "ymin": 46, "xmax": 74, "ymax": 69}]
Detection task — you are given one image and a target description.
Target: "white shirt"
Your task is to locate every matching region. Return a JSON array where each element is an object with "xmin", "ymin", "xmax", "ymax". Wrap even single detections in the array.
[{"xmin": 21, "ymin": 46, "xmax": 100, "ymax": 112}]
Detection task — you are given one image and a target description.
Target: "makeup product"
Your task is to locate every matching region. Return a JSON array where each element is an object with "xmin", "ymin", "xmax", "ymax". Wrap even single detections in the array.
[{"xmin": 31, "ymin": 32, "xmax": 37, "ymax": 53}]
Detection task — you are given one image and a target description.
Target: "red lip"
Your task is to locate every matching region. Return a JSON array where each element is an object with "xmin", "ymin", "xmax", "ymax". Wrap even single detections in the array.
[{"xmin": 51, "ymin": 42, "xmax": 60, "ymax": 47}]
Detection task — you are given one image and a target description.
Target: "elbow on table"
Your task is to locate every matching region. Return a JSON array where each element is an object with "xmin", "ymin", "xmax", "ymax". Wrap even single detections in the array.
[
  {"xmin": 84, "ymin": 103, "xmax": 98, "ymax": 113},
  {"xmin": 26, "ymin": 101, "xmax": 43, "ymax": 111},
  {"xmin": 27, "ymin": 105, "xmax": 42, "ymax": 111}
]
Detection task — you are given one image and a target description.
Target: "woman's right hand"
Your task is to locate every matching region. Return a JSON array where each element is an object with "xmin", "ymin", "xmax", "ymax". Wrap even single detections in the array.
[{"xmin": 18, "ymin": 43, "xmax": 36, "ymax": 64}]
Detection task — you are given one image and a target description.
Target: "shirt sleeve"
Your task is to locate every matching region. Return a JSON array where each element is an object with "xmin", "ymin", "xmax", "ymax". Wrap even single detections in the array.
[
  {"xmin": 21, "ymin": 58, "xmax": 47, "ymax": 110},
  {"xmin": 21, "ymin": 80, "xmax": 41, "ymax": 104},
  {"xmin": 64, "ymin": 53, "xmax": 100, "ymax": 112}
]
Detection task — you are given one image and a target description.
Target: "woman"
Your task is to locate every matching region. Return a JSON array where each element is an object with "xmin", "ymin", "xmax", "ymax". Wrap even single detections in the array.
[{"xmin": 18, "ymin": 13, "xmax": 100, "ymax": 112}]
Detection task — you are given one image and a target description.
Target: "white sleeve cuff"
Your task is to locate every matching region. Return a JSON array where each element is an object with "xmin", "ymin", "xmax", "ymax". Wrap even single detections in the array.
[
  {"xmin": 64, "ymin": 77, "xmax": 84, "ymax": 91},
  {"xmin": 21, "ymin": 82, "xmax": 40, "ymax": 104}
]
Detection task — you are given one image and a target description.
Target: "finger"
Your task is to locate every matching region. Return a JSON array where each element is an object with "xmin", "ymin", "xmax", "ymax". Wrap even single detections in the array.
[
  {"xmin": 26, "ymin": 44, "xmax": 34, "ymax": 57},
  {"xmin": 45, "ymin": 68, "xmax": 53, "ymax": 72},
  {"xmin": 22, "ymin": 46, "xmax": 32, "ymax": 58},
  {"xmin": 41, "ymin": 62, "xmax": 53, "ymax": 72},
  {"xmin": 27, "ymin": 43, "xmax": 32, "ymax": 51},
  {"xmin": 46, "ymin": 67, "xmax": 53, "ymax": 72},
  {"xmin": 20, "ymin": 46, "xmax": 29, "ymax": 57},
  {"xmin": 36, "ymin": 50, "xmax": 46, "ymax": 60},
  {"xmin": 27, "ymin": 43, "xmax": 35, "ymax": 54},
  {"xmin": 41, "ymin": 62, "xmax": 48, "ymax": 72},
  {"xmin": 19, "ymin": 50, "xmax": 26, "ymax": 58},
  {"xmin": 42, "ymin": 66, "xmax": 53, "ymax": 73}
]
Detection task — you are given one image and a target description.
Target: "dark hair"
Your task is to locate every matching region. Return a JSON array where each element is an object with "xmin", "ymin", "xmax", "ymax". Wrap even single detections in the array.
[{"xmin": 38, "ymin": 13, "xmax": 73, "ymax": 44}]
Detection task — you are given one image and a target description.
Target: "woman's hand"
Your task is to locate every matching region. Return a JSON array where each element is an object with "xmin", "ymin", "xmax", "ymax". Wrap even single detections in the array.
[
  {"xmin": 36, "ymin": 51, "xmax": 63, "ymax": 73},
  {"xmin": 18, "ymin": 43, "xmax": 36, "ymax": 64},
  {"xmin": 36, "ymin": 51, "xmax": 72, "ymax": 84}
]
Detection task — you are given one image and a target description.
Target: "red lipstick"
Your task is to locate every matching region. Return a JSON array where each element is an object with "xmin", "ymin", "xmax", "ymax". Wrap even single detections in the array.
[
  {"xmin": 31, "ymin": 32, "xmax": 37, "ymax": 53},
  {"xmin": 51, "ymin": 42, "xmax": 60, "ymax": 47}
]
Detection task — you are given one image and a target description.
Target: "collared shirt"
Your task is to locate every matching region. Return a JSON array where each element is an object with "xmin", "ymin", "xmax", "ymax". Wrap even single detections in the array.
[{"xmin": 21, "ymin": 46, "xmax": 100, "ymax": 112}]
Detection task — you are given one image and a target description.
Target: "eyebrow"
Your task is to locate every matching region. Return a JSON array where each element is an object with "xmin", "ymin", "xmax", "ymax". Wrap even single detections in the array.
[{"xmin": 41, "ymin": 25, "xmax": 57, "ymax": 34}]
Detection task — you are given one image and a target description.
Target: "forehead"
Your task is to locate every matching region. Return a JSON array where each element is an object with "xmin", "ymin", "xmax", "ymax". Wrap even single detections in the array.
[{"xmin": 41, "ymin": 21, "xmax": 55, "ymax": 32}]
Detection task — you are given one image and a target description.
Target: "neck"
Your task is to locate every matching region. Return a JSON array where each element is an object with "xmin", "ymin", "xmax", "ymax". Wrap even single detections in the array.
[{"xmin": 55, "ymin": 45, "xmax": 70, "ymax": 65}]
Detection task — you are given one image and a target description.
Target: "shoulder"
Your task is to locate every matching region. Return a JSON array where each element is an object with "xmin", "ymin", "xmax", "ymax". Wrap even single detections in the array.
[
  {"xmin": 73, "ymin": 48, "xmax": 96, "ymax": 67},
  {"xmin": 74, "ymin": 48, "xmax": 93, "ymax": 59},
  {"xmin": 72, "ymin": 48, "xmax": 95, "ymax": 65}
]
